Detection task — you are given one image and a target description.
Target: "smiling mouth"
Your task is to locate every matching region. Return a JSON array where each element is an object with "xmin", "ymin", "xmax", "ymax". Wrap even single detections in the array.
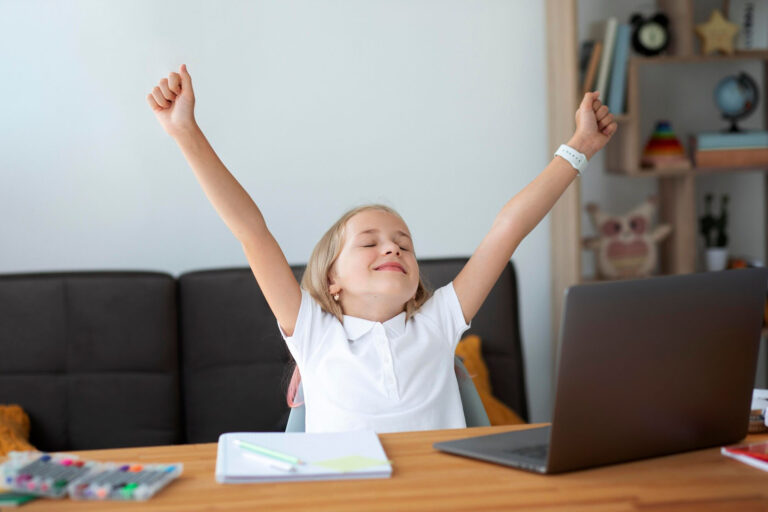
[{"xmin": 375, "ymin": 264, "xmax": 406, "ymax": 274}]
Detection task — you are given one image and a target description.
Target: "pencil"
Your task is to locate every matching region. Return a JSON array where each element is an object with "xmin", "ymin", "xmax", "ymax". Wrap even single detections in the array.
[
  {"xmin": 233, "ymin": 439, "xmax": 305, "ymax": 465},
  {"xmin": 241, "ymin": 451, "xmax": 296, "ymax": 472}
]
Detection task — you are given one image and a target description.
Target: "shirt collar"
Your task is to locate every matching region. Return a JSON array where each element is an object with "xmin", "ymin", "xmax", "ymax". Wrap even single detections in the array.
[{"xmin": 342, "ymin": 311, "xmax": 407, "ymax": 341}]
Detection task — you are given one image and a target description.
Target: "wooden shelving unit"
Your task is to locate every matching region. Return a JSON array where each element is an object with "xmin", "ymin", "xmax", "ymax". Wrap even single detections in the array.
[
  {"xmin": 546, "ymin": 0, "xmax": 768, "ymax": 355},
  {"xmin": 605, "ymin": 53, "xmax": 768, "ymax": 179}
]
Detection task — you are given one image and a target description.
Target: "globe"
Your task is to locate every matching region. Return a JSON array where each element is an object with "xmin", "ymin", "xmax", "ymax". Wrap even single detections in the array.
[{"xmin": 714, "ymin": 72, "xmax": 759, "ymax": 132}]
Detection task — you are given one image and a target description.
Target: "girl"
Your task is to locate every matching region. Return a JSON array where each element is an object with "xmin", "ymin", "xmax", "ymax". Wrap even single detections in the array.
[{"xmin": 147, "ymin": 64, "xmax": 617, "ymax": 433}]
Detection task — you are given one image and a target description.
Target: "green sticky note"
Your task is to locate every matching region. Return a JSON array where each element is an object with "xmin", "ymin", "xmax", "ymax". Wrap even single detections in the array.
[
  {"xmin": 313, "ymin": 456, "xmax": 391, "ymax": 473},
  {"xmin": 0, "ymin": 490, "xmax": 39, "ymax": 506}
]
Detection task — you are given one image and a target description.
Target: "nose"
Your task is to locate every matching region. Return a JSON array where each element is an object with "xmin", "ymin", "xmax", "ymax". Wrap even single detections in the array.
[{"xmin": 384, "ymin": 241, "xmax": 400, "ymax": 255}]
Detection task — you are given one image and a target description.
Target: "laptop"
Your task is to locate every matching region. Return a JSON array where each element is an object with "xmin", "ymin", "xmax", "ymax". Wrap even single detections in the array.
[{"xmin": 434, "ymin": 268, "xmax": 768, "ymax": 474}]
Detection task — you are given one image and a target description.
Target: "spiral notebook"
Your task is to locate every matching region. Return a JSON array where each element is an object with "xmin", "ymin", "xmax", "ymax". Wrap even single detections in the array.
[{"xmin": 215, "ymin": 430, "xmax": 392, "ymax": 483}]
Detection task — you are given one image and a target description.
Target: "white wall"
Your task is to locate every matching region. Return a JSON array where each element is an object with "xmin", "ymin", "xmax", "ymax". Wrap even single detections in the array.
[{"xmin": 0, "ymin": 1, "xmax": 554, "ymax": 421}]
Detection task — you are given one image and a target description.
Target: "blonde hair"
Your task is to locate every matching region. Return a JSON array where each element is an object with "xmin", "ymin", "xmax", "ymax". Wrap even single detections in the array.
[{"xmin": 285, "ymin": 204, "xmax": 433, "ymax": 408}]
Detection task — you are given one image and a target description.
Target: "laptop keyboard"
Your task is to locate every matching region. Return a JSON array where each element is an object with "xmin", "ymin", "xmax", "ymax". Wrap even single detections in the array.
[{"xmin": 508, "ymin": 444, "xmax": 549, "ymax": 460}]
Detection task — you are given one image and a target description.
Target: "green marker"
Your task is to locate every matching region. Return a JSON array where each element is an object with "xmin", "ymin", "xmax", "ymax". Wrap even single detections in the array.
[{"xmin": 120, "ymin": 482, "xmax": 138, "ymax": 499}]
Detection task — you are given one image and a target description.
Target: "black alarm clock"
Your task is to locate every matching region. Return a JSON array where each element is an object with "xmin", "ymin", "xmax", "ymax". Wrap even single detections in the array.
[{"xmin": 630, "ymin": 13, "xmax": 670, "ymax": 56}]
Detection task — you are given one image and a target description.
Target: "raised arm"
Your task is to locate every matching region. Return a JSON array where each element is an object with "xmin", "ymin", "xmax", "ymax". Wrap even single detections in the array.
[
  {"xmin": 147, "ymin": 64, "xmax": 301, "ymax": 335},
  {"xmin": 453, "ymin": 92, "xmax": 617, "ymax": 324}
]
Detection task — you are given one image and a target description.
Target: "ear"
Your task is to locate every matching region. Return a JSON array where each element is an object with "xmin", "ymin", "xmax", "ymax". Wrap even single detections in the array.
[
  {"xmin": 328, "ymin": 282, "xmax": 341, "ymax": 295},
  {"xmin": 627, "ymin": 199, "xmax": 655, "ymax": 221},
  {"xmin": 327, "ymin": 265, "xmax": 338, "ymax": 286}
]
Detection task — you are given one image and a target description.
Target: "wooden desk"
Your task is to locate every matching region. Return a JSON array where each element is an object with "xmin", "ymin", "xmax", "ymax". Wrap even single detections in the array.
[{"xmin": 7, "ymin": 424, "xmax": 768, "ymax": 511}]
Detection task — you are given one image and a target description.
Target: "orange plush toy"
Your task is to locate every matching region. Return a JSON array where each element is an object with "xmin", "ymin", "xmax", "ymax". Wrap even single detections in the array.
[
  {"xmin": 455, "ymin": 335, "xmax": 525, "ymax": 425},
  {"xmin": 0, "ymin": 405, "xmax": 34, "ymax": 456}
]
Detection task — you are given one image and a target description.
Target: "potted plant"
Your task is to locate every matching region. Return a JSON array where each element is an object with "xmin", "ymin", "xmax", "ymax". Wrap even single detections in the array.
[{"xmin": 699, "ymin": 193, "xmax": 729, "ymax": 271}]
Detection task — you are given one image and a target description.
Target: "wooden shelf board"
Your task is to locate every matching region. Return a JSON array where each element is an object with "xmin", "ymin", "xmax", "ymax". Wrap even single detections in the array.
[
  {"xmin": 580, "ymin": 275, "xmax": 615, "ymax": 285},
  {"xmin": 606, "ymin": 165, "xmax": 768, "ymax": 177},
  {"xmin": 633, "ymin": 52, "xmax": 768, "ymax": 65},
  {"xmin": 605, "ymin": 166, "xmax": 689, "ymax": 177},
  {"xmin": 694, "ymin": 165, "xmax": 768, "ymax": 175},
  {"xmin": 579, "ymin": 273, "xmax": 674, "ymax": 284}
]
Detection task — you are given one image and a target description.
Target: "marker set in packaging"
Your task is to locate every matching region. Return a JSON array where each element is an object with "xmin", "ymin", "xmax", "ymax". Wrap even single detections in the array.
[{"xmin": 1, "ymin": 451, "xmax": 182, "ymax": 501}]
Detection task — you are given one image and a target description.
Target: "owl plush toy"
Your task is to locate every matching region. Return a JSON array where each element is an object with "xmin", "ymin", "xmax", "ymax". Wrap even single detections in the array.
[{"xmin": 582, "ymin": 196, "xmax": 672, "ymax": 279}]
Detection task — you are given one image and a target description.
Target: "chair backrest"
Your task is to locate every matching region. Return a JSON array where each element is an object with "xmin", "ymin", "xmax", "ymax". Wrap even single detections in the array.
[
  {"xmin": 285, "ymin": 355, "xmax": 490, "ymax": 432},
  {"xmin": 0, "ymin": 271, "xmax": 182, "ymax": 451},
  {"xmin": 0, "ymin": 258, "xmax": 523, "ymax": 449}
]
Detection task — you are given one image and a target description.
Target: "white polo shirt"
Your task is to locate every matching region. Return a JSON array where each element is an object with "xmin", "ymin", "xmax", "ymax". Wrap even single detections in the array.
[{"xmin": 277, "ymin": 282, "xmax": 471, "ymax": 433}]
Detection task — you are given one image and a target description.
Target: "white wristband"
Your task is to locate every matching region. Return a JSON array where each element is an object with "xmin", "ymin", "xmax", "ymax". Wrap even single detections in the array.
[{"xmin": 554, "ymin": 144, "xmax": 588, "ymax": 175}]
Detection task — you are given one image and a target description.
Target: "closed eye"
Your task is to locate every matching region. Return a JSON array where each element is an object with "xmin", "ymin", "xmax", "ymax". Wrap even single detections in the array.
[{"xmin": 361, "ymin": 242, "xmax": 410, "ymax": 250}]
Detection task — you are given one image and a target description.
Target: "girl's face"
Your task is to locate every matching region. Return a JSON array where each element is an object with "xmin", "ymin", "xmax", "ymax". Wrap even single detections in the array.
[{"xmin": 329, "ymin": 209, "xmax": 419, "ymax": 317}]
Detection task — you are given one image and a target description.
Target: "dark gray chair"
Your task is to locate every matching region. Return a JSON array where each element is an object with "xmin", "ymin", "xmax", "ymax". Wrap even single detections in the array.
[{"xmin": 0, "ymin": 257, "xmax": 527, "ymax": 451}]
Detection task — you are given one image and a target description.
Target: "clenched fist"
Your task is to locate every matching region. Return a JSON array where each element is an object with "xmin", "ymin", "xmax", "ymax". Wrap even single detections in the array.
[
  {"xmin": 568, "ymin": 91, "xmax": 618, "ymax": 160},
  {"xmin": 147, "ymin": 64, "xmax": 197, "ymax": 138}
]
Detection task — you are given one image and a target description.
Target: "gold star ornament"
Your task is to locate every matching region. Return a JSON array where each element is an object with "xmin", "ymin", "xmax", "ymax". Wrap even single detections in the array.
[{"xmin": 695, "ymin": 9, "xmax": 740, "ymax": 55}]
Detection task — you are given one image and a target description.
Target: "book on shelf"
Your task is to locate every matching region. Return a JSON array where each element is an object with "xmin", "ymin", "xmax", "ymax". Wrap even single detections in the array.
[
  {"xmin": 581, "ymin": 41, "xmax": 602, "ymax": 95},
  {"xmin": 690, "ymin": 135, "xmax": 768, "ymax": 168},
  {"xmin": 694, "ymin": 148, "xmax": 768, "ymax": 167},
  {"xmin": 607, "ymin": 23, "xmax": 631, "ymax": 114},
  {"xmin": 578, "ymin": 40, "xmax": 595, "ymax": 86},
  {"xmin": 729, "ymin": 0, "xmax": 768, "ymax": 51},
  {"xmin": 695, "ymin": 131, "xmax": 768, "ymax": 150},
  {"xmin": 595, "ymin": 17, "xmax": 618, "ymax": 104}
]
